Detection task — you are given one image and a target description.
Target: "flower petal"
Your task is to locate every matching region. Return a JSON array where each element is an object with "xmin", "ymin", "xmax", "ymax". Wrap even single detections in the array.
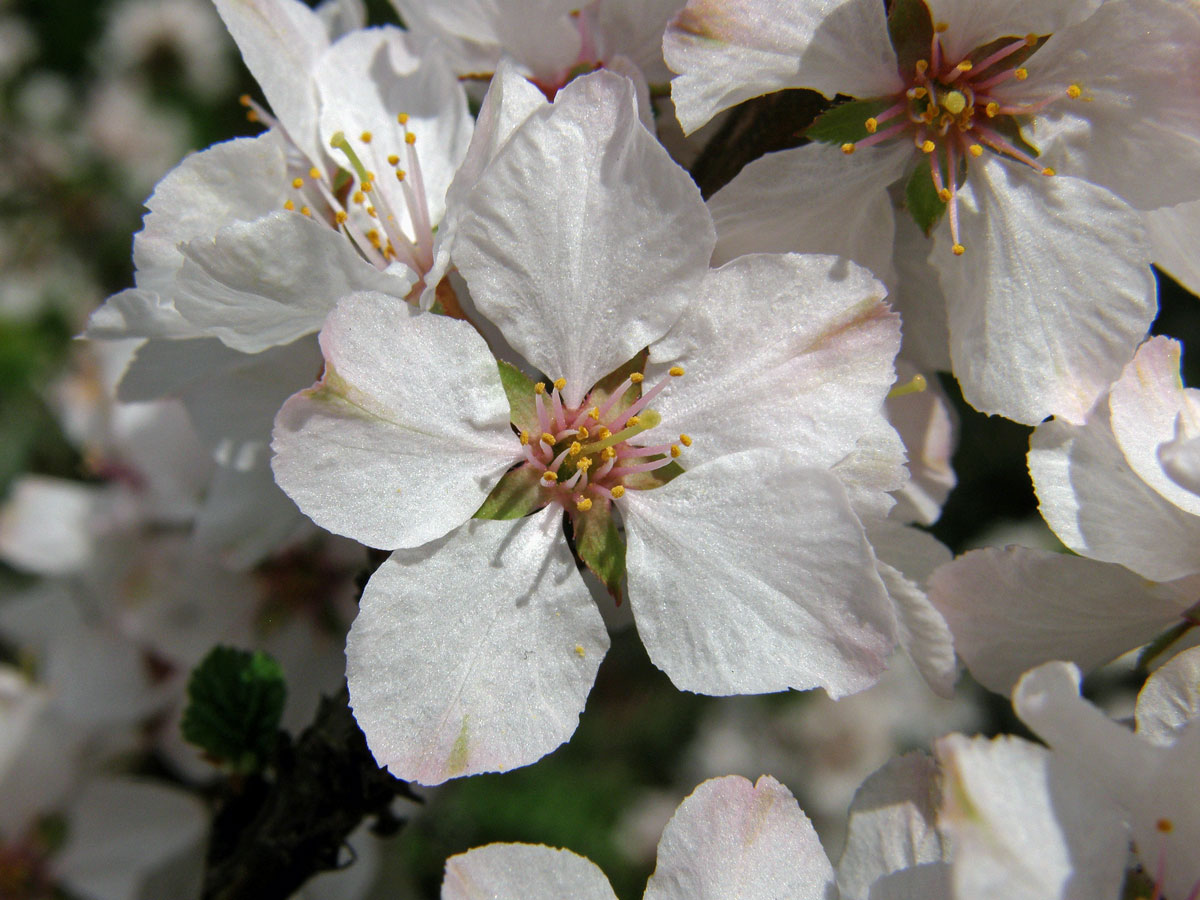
[
  {"xmin": 924, "ymin": 0, "xmax": 1100, "ymax": 65},
  {"xmin": 1136, "ymin": 645, "xmax": 1200, "ymax": 746},
  {"xmin": 442, "ymin": 843, "xmax": 616, "ymax": 900},
  {"xmin": 1144, "ymin": 200, "xmax": 1200, "ymax": 296},
  {"xmin": 622, "ymin": 450, "xmax": 895, "ymax": 698},
  {"xmin": 644, "ymin": 775, "xmax": 836, "ymax": 900},
  {"xmin": 272, "ymin": 294, "xmax": 517, "ymax": 549},
  {"xmin": 347, "ymin": 508, "xmax": 608, "ymax": 785}
]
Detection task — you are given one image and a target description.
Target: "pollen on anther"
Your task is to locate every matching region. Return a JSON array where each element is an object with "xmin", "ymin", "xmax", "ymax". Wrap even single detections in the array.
[
  {"xmin": 669, "ymin": 366, "xmax": 685, "ymax": 377},
  {"xmin": 865, "ymin": 117, "xmax": 878, "ymax": 134},
  {"xmin": 405, "ymin": 132, "xmax": 417, "ymax": 145},
  {"xmin": 915, "ymin": 59, "xmax": 929, "ymax": 74},
  {"xmin": 1157, "ymin": 818, "xmax": 1174, "ymax": 833},
  {"xmin": 610, "ymin": 485, "xmax": 625, "ymax": 498},
  {"xmin": 238, "ymin": 94, "xmax": 252, "ymax": 107},
  {"xmin": 283, "ymin": 199, "xmax": 295, "ymax": 211},
  {"xmin": 600, "ymin": 447, "xmax": 616, "ymax": 461},
  {"xmin": 985, "ymin": 102, "xmax": 1000, "ymax": 117},
  {"xmin": 670, "ymin": 445, "xmax": 682, "ymax": 458},
  {"xmin": 597, "ymin": 427, "xmax": 611, "ymax": 440},
  {"xmin": 575, "ymin": 497, "xmax": 592, "ymax": 511},
  {"xmin": 520, "ymin": 431, "xmax": 530, "ymax": 445},
  {"xmin": 395, "ymin": 170, "xmax": 406, "ymax": 181},
  {"xmin": 1025, "ymin": 33, "xmax": 1037, "ymax": 45},
  {"xmin": 587, "ymin": 406, "xmax": 599, "ymax": 420},
  {"xmin": 969, "ymin": 144, "xmax": 983, "ymax": 157},
  {"xmin": 956, "ymin": 60, "xmax": 973, "ymax": 73},
  {"xmin": 361, "ymin": 181, "xmax": 373, "ymax": 193},
  {"xmin": 938, "ymin": 188, "xmax": 952, "ymax": 202},
  {"xmin": 387, "ymin": 154, "xmax": 400, "ymax": 166},
  {"xmin": 625, "ymin": 415, "xmax": 641, "ymax": 427},
  {"xmin": 308, "ymin": 167, "xmax": 320, "ymax": 179},
  {"xmin": 1015, "ymin": 67, "xmax": 1028, "ymax": 80},
  {"xmin": 553, "ymin": 377, "xmax": 567, "ymax": 391},
  {"xmin": 952, "ymin": 243, "xmax": 966, "ymax": 256},
  {"xmin": 360, "ymin": 130, "xmax": 373, "ymax": 143},
  {"xmin": 577, "ymin": 426, "xmax": 589, "ymax": 439},
  {"xmin": 1067, "ymin": 84, "xmax": 1082, "ymax": 99},
  {"xmin": 1042, "ymin": 167, "xmax": 1056, "ymax": 176},
  {"xmin": 576, "ymin": 456, "xmax": 593, "ymax": 471},
  {"xmin": 397, "ymin": 112, "xmax": 409, "ymax": 125},
  {"xmin": 841, "ymin": 143, "xmax": 856, "ymax": 155},
  {"xmin": 541, "ymin": 471, "xmax": 558, "ymax": 484},
  {"xmin": 300, "ymin": 206, "xmax": 312, "ymax": 217},
  {"xmin": 933, "ymin": 22, "xmax": 948, "ymax": 33},
  {"xmin": 534, "ymin": 382, "xmax": 546, "ymax": 395},
  {"xmin": 679, "ymin": 434, "xmax": 692, "ymax": 447},
  {"xmin": 568, "ymin": 441, "xmax": 582, "ymax": 457},
  {"xmin": 920, "ymin": 140, "xmax": 936, "ymax": 153},
  {"xmin": 335, "ymin": 210, "xmax": 348, "ymax": 224},
  {"xmin": 352, "ymin": 190, "xmax": 365, "ymax": 204},
  {"xmin": 540, "ymin": 432, "xmax": 555, "ymax": 445},
  {"xmin": 630, "ymin": 372, "xmax": 644, "ymax": 384},
  {"xmin": 292, "ymin": 177, "xmax": 304, "ymax": 189}
]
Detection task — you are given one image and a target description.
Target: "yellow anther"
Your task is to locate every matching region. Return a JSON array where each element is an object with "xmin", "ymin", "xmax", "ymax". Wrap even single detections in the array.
[
  {"xmin": 335, "ymin": 210, "xmax": 348, "ymax": 224},
  {"xmin": 934, "ymin": 22, "xmax": 948, "ymax": 33},
  {"xmin": 679, "ymin": 433, "xmax": 692, "ymax": 447},
  {"xmin": 985, "ymin": 101, "xmax": 1000, "ymax": 117},
  {"xmin": 553, "ymin": 377, "xmax": 567, "ymax": 391},
  {"xmin": 1042, "ymin": 167, "xmax": 1056, "ymax": 176},
  {"xmin": 283, "ymin": 199, "xmax": 295, "ymax": 211},
  {"xmin": 669, "ymin": 366, "xmax": 685, "ymax": 377},
  {"xmin": 292, "ymin": 177, "xmax": 304, "ymax": 189},
  {"xmin": 587, "ymin": 406, "xmax": 600, "ymax": 420},
  {"xmin": 367, "ymin": 171, "xmax": 377, "ymax": 182},
  {"xmin": 568, "ymin": 441, "xmax": 583, "ymax": 457},
  {"xmin": 956, "ymin": 60, "xmax": 973, "ymax": 73},
  {"xmin": 387, "ymin": 154, "xmax": 400, "ymax": 165},
  {"xmin": 352, "ymin": 190, "xmax": 365, "ymax": 204},
  {"xmin": 367, "ymin": 206, "xmax": 377, "ymax": 218},
  {"xmin": 915, "ymin": 59, "xmax": 929, "ymax": 74},
  {"xmin": 969, "ymin": 144, "xmax": 984, "ymax": 157},
  {"xmin": 308, "ymin": 166, "xmax": 320, "ymax": 179},
  {"xmin": 938, "ymin": 188, "xmax": 952, "ymax": 202},
  {"xmin": 575, "ymin": 497, "xmax": 592, "ymax": 511},
  {"xmin": 670, "ymin": 445, "xmax": 682, "ymax": 458},
  {"xmin": 300, "ymin": 206, "xmax": 312, "ymax": 217},
  {"xmin": 520, "ymin": 431, "xmax": 530, "ymax": 445},
  {"xmin": 841, "ymin": 143, "xmax": 856, "ymax": 155},
  {"xmin": 361, "ymin": 181, "xmax": 373, "ymax": 192},
  {"xmin": 1067, "ymin": 84, "xmax": 1082, "ymax": 99},
  {"xmin": 366, "ymin": 229, "xmax": 381, "ymax": 246},
  {"xmin": 625, "ymin": 416, "xmax": 640, "ymax": 427},
  {"xmin": 1015, "ymin": 67, "xmax": 1028, "ymax": 80},
  {"xmin": 943, "ymin": 90, "xmax": 967, "ymax": 115},
  {"xmin": 541, "ymin": 470, "xmax": 558, "ymax": 483},
  {"xmin": 238, "ymin": 94, "xmax": 252, "ymax": 107},
  {"xmin": 535, "ymin": 382, "xmax": 546, "ymax": 395},
  {"xmin": 1025, "ymin": 33, "xmax": 1038, "ymax": 45},
  {"xmin": 610, "ymin": 485, "xmax": 625, "ymax": 498},
  {"xmin": 865, "ymin": 117, "xmax": 879, "ymax": 134},
  {"xmin": 597, "ymin": 427, "xmax": 611, "ymax": 440},
  {"xmin": 246, "ymin": 110, "xmax": 259, "ymax": 122},
  {"xmin": 576, "ymin": 456, "xmax": 594, "ymax": 471},
  {"xmin": 397, "ymin": 112, "xmax": 409, "ymax": 125},
  {"xmin": 1157, "ymin": 818, "xmax": 1174, "ymax": 833},
  {"xmin": 577, "ymin": 426, "xmax": 589, "ymax": 440},
  {"xmin": 952, "ymin": 243, "xmax": 966, "ymax": 256},
  {"xmin": 395, "ymin": 170, "xmax": 407, "ymax": 181},
  {"xmin": 909, "ymin": 86, "xmax": 928, "ymax": 99},
  {"xmin": 540, "ymin": 432, "xmax": 555, "ymax": 445},
  {"xmin": 574, "ymin": 644, "xmax": 585, "ymax": 657},
  {"xmin": 405, "ymin": 132, "xmax": 417, "ymax": 145},
  {"xmin": 920, "ymin": 139, "xmax": 936, "ymax": 153},
  {"xmin": 600, "ymin": 446, "xmax": 616, "ymax": 461},
  {"xmin": 629, "ymin": 372, "xmax": 644, "ymax": 384},
  {"xmin": 360, "ymin": 130, "xmax": 373, "ymax": 143}
]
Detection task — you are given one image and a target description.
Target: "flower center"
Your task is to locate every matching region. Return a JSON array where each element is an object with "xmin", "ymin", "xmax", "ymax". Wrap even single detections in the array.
[{"xmin": 517, "ymin": 368, "xmax": 690, "ymax": 512}]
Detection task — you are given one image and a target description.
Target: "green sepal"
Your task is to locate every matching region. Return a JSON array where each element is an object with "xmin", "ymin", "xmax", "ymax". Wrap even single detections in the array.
[
  {"xmin": 621, "ymin": 460, "xmax": 685, "ymax": 492},
  {"xmin": 589, "ymin": 350, "xmax": 647, "ymax": 418},
  {"xmin": 497, "ymin": 360, "xmax": 542, "ymax": 434},
  {"xmin": 988, "ymin": 116, "xmax": 1040, "ymax": 162},
  {"xmin": 181, "ymin": 646, "xmax": 287, "ymax": 774},
  {"xmin": 887, "ymin": 0, "xmax": 934, "ymax": 74},
  {"xmin": 474, "ymin": 465, "xmax": 549, "ymax": 520},
  {"xmin": 805, "ymin": 98, "xmax": 894, "ymax": 146},
  {"xmin": 905, "ymin": 161, "xmax": 947, "ymax": 235},
  {"xmin": 573, "ymin": 503, "xmax": 625, "ymax": 600}
]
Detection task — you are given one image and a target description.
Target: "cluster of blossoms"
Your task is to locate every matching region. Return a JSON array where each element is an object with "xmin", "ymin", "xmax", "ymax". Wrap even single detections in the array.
[{"xmin": 3, "ymin": 0, "xmax": 1199, "ymax": 895}]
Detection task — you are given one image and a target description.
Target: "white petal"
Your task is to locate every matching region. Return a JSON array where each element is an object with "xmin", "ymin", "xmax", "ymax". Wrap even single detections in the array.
[
  {"xmin": 271, "ymin": 294, "xmax": 517, "ymax": 549},
  {"xmin": 55, "ymin": 779, "xmax": 207, "ymax": 900},
  {"xmin": 212, "ymin": 0, "xmax": 329, "ymax": 161},
  {"xmin": 837, "ymin": 753, "xmax": 946, "ymax": 900},
  {"xmin": 647, "ymin": 252, "xmax": 900, "ymax": 471},
  {"xmin": 454, "ymin": 71, "xmax": 714, "ymax": 407},
  {"xmin": 924, "ymin": 0, "xmax": 1100, "ymax": 65},
  {"xmin": 1144, "ymin": 200, "xmax": 1200, "ymax": 296},
  {"xmin": 664, "ymin": 0, "xmax": 900, "ymax": 133},
  {"xmin": 885, "ymin": 362, "xmax": 956, "ymax": 527},
  {"xmin": 442, "ymin": 843, "xmax": 616, "ymax": 900},
  {"xmin": 87, "ymin": 288, "xmax": 203, "ymax": 341},
  {"xmin": 831, "ymin": 418, "xmax": 909, "ymax": 522},
  {"xmin": 1136, "ymin": 645, "xmax": 1200, "ymax": 746},
  {"xmin": 1029, "ymin": 398, "xmax": 1200, "ymax": 581},
  {"xmin": 173, "ymin": 212, "xmax": 413, "ymax": 352},
  {"xmin": 889, "ymin": 214, "xmax": 951, "ymax": 372},
  {"xmin": 1108, "ymin": 336, "xmax": 1200, "ymax": 516},
  {"xmin": 928, "ymin": 546, "xmax": 1196, "ymax": 694},
  {"xmin": 622, "ymin": 450, "xmax": 895, "ymax": 698},
  {"xmin": 938, "ymin": 157, "xmax": 1154, "ymax": 424},
  {"xmin": 708, "ymin": 142, "xmax": 909, "ymax": 283},
  {"xmin": 589, "ymin": 0, "xmax": 686, "ymax": 81},
  {"xmin": 314, "ymin": 0, "xmax": 365, "ymax": 38},
  {"xmin": 644, "ymin": 775, "xmax": 836, "ymax": 900},
  {"xmin": 0, "ymin": 476, "xmax": 109, "ymax": 575},
  {"xmin": 1023, "ymin": 0, "xmax": 1200, "ymax": 210},
  {"xmin": 935, "ymin": 731, "xmax": 1128, "ymax": 900},
  {"xmin": 192, "ymin": 464, "xmax": 307, "ymax": 568},
  {"xmin": 347, "ymin": 508, "xmax": 608, "ymax": 785}
]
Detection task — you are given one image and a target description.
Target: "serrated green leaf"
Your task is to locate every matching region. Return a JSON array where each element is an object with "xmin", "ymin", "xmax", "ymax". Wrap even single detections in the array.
[
  {"xmin": 573, "ymin": 503, "xmax": 625, "ymax": 599},
  {"xmin": 181, "ymin": 646, "xmax": 286, "ymax": 774},
  {"xmin": 805, "ymin": 98, "xmax": 894, "ymax": 146},
  {"xmin": 474, "ymin": 464, "xmax": 549, "ymax": 520},
  {"xmin": 621, "ymin": 460, "xmax": 685, "ymax": 492},
  {"xmin": 887, "ymin": 0, "xmax": 934, "ymax": 74},
  {"xmin": 905, "ymin": 161, "xmax": 946, "ymax": 235},
  {"xmin": 497, "ymin": 360, "xmax": 541, "ymax": 433}
]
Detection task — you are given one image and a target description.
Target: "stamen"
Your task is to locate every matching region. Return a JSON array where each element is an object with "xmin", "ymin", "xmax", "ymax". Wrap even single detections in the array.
[
  {"xmin": 609, "ymin": 485, "xmax": 625, "ymax": 498},
  {"xmin": 679, "ymin": 434, "xmax": 692, "ymax": 447},
  {"xmin": 1067, "ymin": 83, "xmax": 1083, "ymax": 99},
  {"xmin": 888, "ymin": 373, "xmax": 928, "ymax": 398},
  {"xmin": 540, "ymin": 470, "xmax": 558, "ymax": 484},
  {"xmin": 971, "ymin": 36, "xmax": 1036, "ymax": 77},
  {"xmin": 609, "ymin": 457, "xmax": 678, "ymax": 478}
]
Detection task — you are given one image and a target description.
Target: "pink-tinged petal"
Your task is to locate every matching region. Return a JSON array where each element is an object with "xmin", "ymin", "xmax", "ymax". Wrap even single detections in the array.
[
  {"xmin": 272, "ymin": 294, "xmax": 517, "ymax": 549},
  {"xmin": 1144, "ymin": 200, "xmax": 1200, "ymax": 296},
  {"xmin": 644, "ymin": 775, "xmax": 835, "ymax": 900},
  {"xmin": 454, "ymin": 71, "xmax": 714, "ymax": 407},
  {"xmin": 937, "ymin": 156, "xmax": 1155, "ymax": 425},
  {"xmin": 708, "ymin": 141, "xmax": 909, "ymax": 283},
  {"xmin": 664, "ymin": 0, "xmax": 900, "ymax": 134},
  {"xmin": 1030, "ymin": 398, "xmax": 1200, "ymax": 581},
  {"xmin": 838, "ymin": 753, "xmax": 947, "ymax": 900},
  {"xmin": 173, "ymin": 212, "xmax": 413, "ymax": 353},
  {"xmin": 924, "ymin": 0, "xmax": 1100, "ymax": 65},
  {"xmin": 54, "ymin": 779, "xmax": 207, "ymax": 900},
  {"xmin": 935, "ymin": 731, "xmax": 1128, "ymax": 900},
  {"xmin": 1159, "ymin": 430, "xmax": 1200, "ymax": 497},
  {"xmin": 1136, "ymin": 645, "xmax": 1200, "ymax": 746},
  {"xmin": 622, "ymin": 450, "xmax": 895, "ymax": 698},
  {"xmin": 1108, "ymin": 336, "xmax": 1200, "ymax": 516},
  {"xmin": 1023, "ymin": 0, "xmax": 1200, "ymax": 210},
  {"xmin": 929, "ymin": 546, "xmax": 1197, "ymax": 694},
  {"xmin": 347, "ymin": 508, "xmax": 608, "ymax": 785},
  {"xmin": 886, "ymin": 361, "xmax": 956, "ymax": 527},
  {"xmin": 890, "ymin": 214, "xmax": 951, "ymax": 372},
  {"xmin": 213, "ymin": 0, "xmax": 329, "ymax": 161},
  {"xmin": 442, "ymin": 843, "xmax": 616, "ymax": 900},
  {"xmin": 647, "ymin": 252, "xmax": 900, "ymax": 471}
]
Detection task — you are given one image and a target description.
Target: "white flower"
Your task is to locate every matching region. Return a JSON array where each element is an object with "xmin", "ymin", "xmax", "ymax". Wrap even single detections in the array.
[
  {"xmin": 272, "ymin": 71, "xmax": 902, "ymax": 784},
  {"xmin": 665, "ymin": 0, "xmax": 1200, "ymax": 424}
]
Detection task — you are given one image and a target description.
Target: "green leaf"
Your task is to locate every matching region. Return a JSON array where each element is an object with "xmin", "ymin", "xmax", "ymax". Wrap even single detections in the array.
[
  {"xmin": 805, "ymin": 98, "xmax": 894, "ymax": 146},
  {"xmin": 497, "ymin": 360, "xmax": 541, "ymax": 433},
  {"xmin": 905, "ymin": 161, "xmax": 946, "ymax": 235},
  {"xmin": 621, "ymin": 460, "xmax": 685, "ymax": 492},
  {"xmin": 887, "ymin": 0, "xmax": 934, "ymax": 74},
  {"xmin": 474, "ymin": 465, "xmax": 549, "ymax": 520},
  {"xmin": 181, "ymin": 646, "xmax": 287, "ymax": 774},
  {"xmin": 573, "ymin": 503, "xmax": 625, "ymax": 599}
]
